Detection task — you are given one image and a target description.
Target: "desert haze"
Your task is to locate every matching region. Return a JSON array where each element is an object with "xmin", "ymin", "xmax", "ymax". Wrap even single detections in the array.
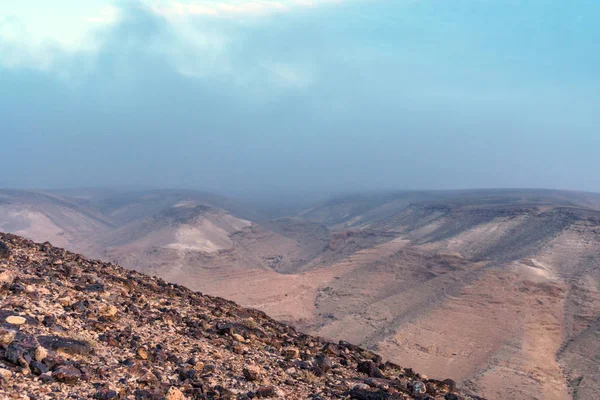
[{"xmin": 2, "ymin": 188, "xmax": 600, "ymax": 399}]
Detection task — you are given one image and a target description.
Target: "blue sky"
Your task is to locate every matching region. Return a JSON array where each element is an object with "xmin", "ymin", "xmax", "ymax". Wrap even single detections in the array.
[{"xmin": 1, "ymin": 1, "xmax": 599, "ymax": 196}]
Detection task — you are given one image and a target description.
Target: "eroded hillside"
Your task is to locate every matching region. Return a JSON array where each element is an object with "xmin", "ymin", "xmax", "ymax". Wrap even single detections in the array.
[
  {"xmin": 2, "ymin": 189, "xmax": 600, "ymax": 399},
  {"xmin": 0, "ymin": 233, "xmax": 474, "ymax": 400}
]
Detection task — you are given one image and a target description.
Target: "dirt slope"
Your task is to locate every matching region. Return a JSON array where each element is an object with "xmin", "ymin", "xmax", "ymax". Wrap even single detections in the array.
[{"xmin": 0, "ymin": 233, "xmax": 475, "ymax": 400}]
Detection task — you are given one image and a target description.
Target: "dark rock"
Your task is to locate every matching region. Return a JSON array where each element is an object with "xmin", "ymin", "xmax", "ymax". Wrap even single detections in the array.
[
  {"xmin": 444, "ymin": 394, "xmax": 459, "ymax": 400},
  {"xmin": 243, "ymin": 366, "xmax": 260, "ymax": 381},
  {"xmin": 442, "ymin": 379, "xmax": 456, "ymax": 392},
  {"xmin": 54, "ymin": 365, "xmax": 82, "ymax": 383},
  {"xmin": 30, "ymin": 360, "xmax": 49, "ymax": 375},
  {"xmin": 133, "ymin": 389, "xmax": 164, "ymax": 400},
  {"xmin": 321, "ymin": 343, "xmax": 340, "ymax": 356},
  {"xmin": 314, "ymin": 354, "xmax": 333, "ymax": 374},
  {"xmin": 94, "ymin": 389, "xmax": 119, "ymax": 399},
  {"xmin": 357, "ymin": 361, "xmax": 385, "ymax": 379},
  {"xmin": 42, "ymin": 354, "xmax": 65, "ymax": 370},
  {"xmin": 256, "ymin": 386, "xmax": 276, "ymax": 397},
  {"xmin": 42, "ymin": 316, "xmax": 56, "ymax": 327},
  {"xmin": 37, "ymin": 335, "xmax": 92, "ymax": 356},
  {"xmin": 0, "ymin": 241, "xmax": 10, "ymax": 259},
  {"xmin": 348, "ymin": 387, "xmax": 392, "ymax": 400},
  {"xmin": 5, "ymin": 344, "xmax": 30, "ymax": 367}
]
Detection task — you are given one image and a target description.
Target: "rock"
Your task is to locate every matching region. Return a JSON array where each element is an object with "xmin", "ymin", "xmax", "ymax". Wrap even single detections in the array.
[
  {"xmin": 412, "ymin": 381, "xmax": 426, "ymax": 395},
  {"xmin": 232, "ymin": 333, "xmax": 246, "ymax": 343},
  {"xmin": 0, "ymin": 326, "xmax": 17, "ymax": 345},
  {"xmin": 30, "ymin": 360, "xmax": 49, "ymax": 375},
  {"xmin": 357, "ymin": 361, "xmax": 385, "ymax": 379},
  {"xmin": 100, "ymin": 305, "xmax": 118, "ymax": 318},
  {"xmin": 348, "ymin": 387, "xmax": 392, "ymax": 399},
  {"xmin": 445, "ymin": 394, "xmax": 459, "ymax": 400},
  {"xmin": 0, "ymin": 241, "xmax": 10, "ymax": 259},
  {"xmin": 0, "ymin": 271, "xmax": 14, "ymax": 284},
  {"xmin": 256, "ymin": 386, "xmax": 276, "ymax": 398},
  {"xmin": 282, "ymin": 347, "xmax": 300, "ymax": 360},
  {"xmin": 193, "ymin": 361, "xmax": 205, "ymax": 372},
  {"xmin": 138, "ymin": 369, "xmax": 159, "ymax": 385},
  {"xmin": 166, "ymin": 386, "xmax": 187, "ymax": 400},
  {"xmin": 137, "ymin": 347, "xmax": 149, "ymax": 360},
  {"xmin": 321, "ymin": 343, "xmax": 341, "ymax": 356},
  {"xmin": 361, "ymin": 350, "xmax": 382, "ymax": 364},
  {"xmin": 37, "ymin": 335, "xmax": 92, "ymax": 356},
  {"xmin": 243, "ymin": 365, "xmax": 261, "ymax": 381},
  {"xmin": 442, "ymin": 379, "xmax": 456, "ymax": 392},
  {"xmin": 5, "ymin": 316, "xmax": 26, "ymax": 325},
  {"xmin": 5, "ymin": 344, "xmax": 29, "ymax": 367},
  {"xmin": 314, "ymin": 354, "xmax": 332, "ymax": 374},
  {"xmin": 34, "ymin": 346, "xmax": 49, "ymax": 362},
  {"xmin": 94, "ymin": 390, "xmax": 119, "ymax": 399},
  {"xmin": 54, "ymin": 365, "xmax": 82, "ymax": 383},
  {"xmin": 0, "ymin": 368, "xmax": 12, "ymax": 382}
]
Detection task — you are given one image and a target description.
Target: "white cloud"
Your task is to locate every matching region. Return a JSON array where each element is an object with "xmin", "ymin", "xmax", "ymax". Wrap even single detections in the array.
[
  {"xmin": 86, "ymin": 5, "xmax": 120, "ymax": 25},
  {"xmin": 152, "ymin": 0, "xmax": 343, "ymax": 18}
]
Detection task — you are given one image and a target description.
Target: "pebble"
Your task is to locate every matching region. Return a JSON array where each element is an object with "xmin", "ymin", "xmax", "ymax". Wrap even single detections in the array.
[
  {"xmin": 243, "ymin": 365, "xmax": 261, "ymax": 381},
  {"xmin": 0, "ymin": 327, "xmax": 17, "ymax": 345},
  {"xmin": 283, "ymin": 347, "xmax": 300, "ymax": 360},
  {"xmin": 0, "ymin": 271, "xmax": 14, "ymax": 284},
  {"xmin": 0, "ymin": 368, "xmax": 12, "ymax": 381},
  {"xmin": 5, "ymin": 316, "xmax": 26, "ymax": 325},
  {"xmin": 166, "ymin": 386, "xmax": 187, "ymax": 400},
  {"xmin": 34, "ymin": 346, "xmax": 49, "ymax": 362}
]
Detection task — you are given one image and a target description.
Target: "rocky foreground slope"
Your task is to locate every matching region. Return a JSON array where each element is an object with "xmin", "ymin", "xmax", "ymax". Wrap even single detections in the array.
[{"xmin": 0, "ymin": 233, "xmax": 480, "ymax": 400}]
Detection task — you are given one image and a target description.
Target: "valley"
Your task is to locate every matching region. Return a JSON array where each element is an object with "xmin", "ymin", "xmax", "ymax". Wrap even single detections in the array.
[{"xmin": 2, "ymin": 188, "xmax": 600, "ymax": 399}]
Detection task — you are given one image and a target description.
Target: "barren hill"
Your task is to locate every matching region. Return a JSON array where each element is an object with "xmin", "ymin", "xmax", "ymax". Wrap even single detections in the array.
[
  {"xmin": 2, "ymin": 188, "xmax": 600, "ymax": 399},
  {"xmin": 0, "ymin": 233, "xmax": 473, "ymax": 399}
]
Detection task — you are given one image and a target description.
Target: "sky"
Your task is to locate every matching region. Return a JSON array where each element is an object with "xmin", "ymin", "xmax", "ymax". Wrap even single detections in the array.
[{"xmin": 1, "ymin": 0, "xmax": 599, "ymax": 197}]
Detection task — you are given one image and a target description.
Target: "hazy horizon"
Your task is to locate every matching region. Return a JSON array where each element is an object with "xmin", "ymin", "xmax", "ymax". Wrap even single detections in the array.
[{"xmin": 2, "ymin": 1, "xmax": 599, "ymax": 196}]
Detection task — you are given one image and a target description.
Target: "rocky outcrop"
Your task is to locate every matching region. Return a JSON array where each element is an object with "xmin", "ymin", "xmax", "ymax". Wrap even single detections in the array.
[{"xmin": 0, "ymin": 232, "xmax": 482, "ymax": 399}]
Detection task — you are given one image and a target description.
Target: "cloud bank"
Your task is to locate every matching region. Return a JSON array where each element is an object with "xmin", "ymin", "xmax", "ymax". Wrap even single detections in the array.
[{"xmin": 1, "ymin": 0, "xmax": 599, "ymax": 196}]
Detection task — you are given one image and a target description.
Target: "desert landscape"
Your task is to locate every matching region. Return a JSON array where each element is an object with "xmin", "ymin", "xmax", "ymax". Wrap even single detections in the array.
[{"xmin": 2, "ymin": 188, "xmax": 600, "ymax": 399}]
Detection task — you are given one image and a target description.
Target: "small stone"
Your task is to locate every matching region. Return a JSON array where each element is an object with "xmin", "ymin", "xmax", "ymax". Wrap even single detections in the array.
[
  {"xmin": 100, "ymin": 305, "xmax": 118, "ymax": 318},
  {"xmin": 58, "ymin": 297, "xmax": 73, "ymax": 307},
  {"xmin": 357, "ymin": 361, "xmax": 385, "ymax": 379},
  {"xmin": 193, "ymin": 361, "xmax": 205, "ymax": 372},
  {"xmin": 442, "ymin": 379, "xmax": 456, "ymax": 392},
  {"xmin": 54, "ymin": 365, "xmax": 82, "ymax": 383},
  {"xmin": 232, "ymin": 333, "xmax": 245, "ymax": 343},
  {"xmin": 30, "ymin": 360, "xmax": 49, "ymax": 375},
  {"xmin": 94, "ymin": 390, "xmax": 119, "ymax": 399},
  {"xmin": 256, "ymin": 386, "xmax": 276, "ymax": 398},
  {"xmin": 0, "ymin": 326, "xmax": 17, "ymax": 345},
  {"xmin": 137, "ymin": 347, "xmax": 149, "ymax": 360},
  {"xmin": 5, "ymin": 316, "xmax": 26, "ymax": 325},
  {"xmin": 0, "ymin": 368, "xmax": 12, "ymax": 381},
  {"xmin": 0, "ymin": 241, "xmax": 10, "ymax": 259},
  {"xmin": 413, "ymin": 381, "xmax": 426, "ymax": 395},
  {"xmin": 321, "ymin": 343, "xmax": 340, "ymax": 356},
  {"xmin": 243, "ymin": 365, "xmax": 261, "ymax": 381},
  {"xmin": 34, "ymin": 346, "xmax": 49, "ymax": 362},
  {"xmin": 166, "ymin": 386, "xmax": 187, "ymax": 400},
  {"xmin": 242, "ymin": 318, "xmax": 258, "ymax": 330},
  {"xmin": 314, "ymin": 354, "xmax": 332, "ymax": 374},
  {"xmin": 282, "ymin": 347, "xmax": 300, "ymax": 360},
  {"xmin": 0, "ymin": 270, "xmax": 14, "ymax": 284}
]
